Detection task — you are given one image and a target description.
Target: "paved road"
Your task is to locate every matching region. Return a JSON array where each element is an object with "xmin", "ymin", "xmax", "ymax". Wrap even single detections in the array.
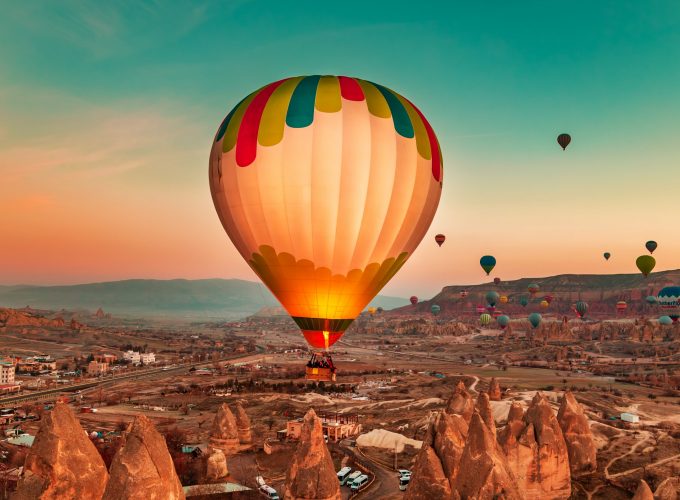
[{"xmin": 335, "ymin": 442, "xmax": 402, "ymax": 499}]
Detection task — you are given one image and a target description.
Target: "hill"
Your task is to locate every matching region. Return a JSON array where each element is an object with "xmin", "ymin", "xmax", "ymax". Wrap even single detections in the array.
[{"xmin": 0, "ymin": 279, "xmax": 408, "ymax": 320}]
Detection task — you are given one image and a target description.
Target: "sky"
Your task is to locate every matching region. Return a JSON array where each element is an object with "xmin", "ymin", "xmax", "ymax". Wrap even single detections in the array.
[{"xmin": 1, "ymin": 0, "xmax": 679, "ymax": 298}]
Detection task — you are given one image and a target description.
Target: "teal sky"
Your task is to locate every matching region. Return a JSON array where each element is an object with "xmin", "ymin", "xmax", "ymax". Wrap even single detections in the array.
[{"xmin": 2, "ymin": 1, "xmax": 679, "ymax": 297}]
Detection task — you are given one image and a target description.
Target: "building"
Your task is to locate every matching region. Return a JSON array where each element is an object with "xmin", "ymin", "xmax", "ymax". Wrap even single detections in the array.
[
  {"xmin": 285, "ymin": 413, "xmax": 361, "ymax": 443},
  {"xmin": 15, "ymin": 355, "xmax": 56, "ymax": 374},
  {"xmin": 140, "ymin": 352, "xmax": 156, "ymax": 365},
  {"xmin": 122, "ymin": 351, "xmax": 141, "ymax": 364},
  {"xmin": 620, "ymin": 412, "xmax": 640, "ymax": 423},
  {"xmin": 0, "ymin": 361, "xmax": 15, "ymax": 385},
  {"xmin": 88, "ymin": 361, "xmax": 109, "ymax": 376},
  {"xmin": 94, "ymin": 353, "xmax": 117, "ymax": 364}
]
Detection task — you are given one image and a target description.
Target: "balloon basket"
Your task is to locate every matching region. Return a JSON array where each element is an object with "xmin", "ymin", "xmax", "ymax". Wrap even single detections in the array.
[{"xmin": 305, "ymin": 352, "xmax": 336, "ymax": 382}]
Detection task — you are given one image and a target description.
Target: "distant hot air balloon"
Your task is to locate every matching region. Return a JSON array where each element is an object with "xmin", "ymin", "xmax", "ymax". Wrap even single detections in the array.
[
  {"xmin": 431, "ymin": 304, "xmax": 441, "ymax": 316},
  {"xmin": 493, "ymin": 277, "xmax": 501, "ymax": 285},
  {"xmin": 603, "ymin": 252, "xmax": 611, "ymax": 261},
  {"xmin": 460, "ymin": 290, "xmax": 468, "ymax": 299},
  {"xmin": 657, "ymin": 286, "xmax": 680, "ymax": 323},
  {"xmin": 544, "ymin": 294, "xmax": 554, "ymax": 304},
  {"xmin": 485, "ymin": 291, "xmax": 500, "ymax": 308},
  {"xmin": 575, "ymin": 301, "xmax": 588, "ymax": 320},
  {"xmin": 645, "ymin": 295, "xmax": 657, "ymax": 305},
  {"xmin": 479, "ymin": 313, "xmax": 492, "ymax": 327},
  {"xmin": 616, "ymin": 301, "xmax": 627, "ymax": 314},
  {"xmin": 528, "ymin": 283, "xmax": 540, "ymax": 297},
  {"xmin": 368, "ymin": 307, "xmax": 377, "ymax": 316},
  {"xmin": 557, "ymin": 133, "xmax": 571, "ymax": 150},
  {"xmin": 410, "ymin": 296, "xmax": 418, "ymax": 305},
  {"xmin": 497, "ymin": 315, "xmax": 510, "ymax": 330},
  {"xmin": 500, "ymin": 295, "xmax": 508, "ymax": 304},
  {"xmin": 435, "ymin": 234, "xmax": 446, "ymax": 247},
  {"xmin": 519, "ymin": 296, "xmax": 529, "ymax": 307},
  {"xmin": 659, "ymin": 316, "xmax": 673, "ymax": 326},
  {"xmin": 209, "ymin": 76, "xmax": 443, "ymax": 354},
  {"xmin": 636, "ymin": 255, "xmax": 656, "ymax": 277},
  {"xmin": 528, "ymin": 312, "xmax": 542, "ymax": 329},
  {"xmin": 645, "ymin": 240, "xmax": 657, "ymax": 254},
  {"xmin": 486, "ymin": 306, "xmax": 496, "ymax": 314},
  {"xmin": 540, "ymin": 300, "xmax": 549, "ymax": 309},
  {"xmin": 376, "ymin": 307, "xmax": 383, "ymax": 314},
  {"xmin": 480, "ymin": 255, "xmax": 496, "ymax": 275},
  {"xmin": 476, "ymin": 305, "xmax": 486, "ymax": 314}
]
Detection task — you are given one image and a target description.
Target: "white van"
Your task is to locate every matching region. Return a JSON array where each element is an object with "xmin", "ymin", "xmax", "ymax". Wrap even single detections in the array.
[
  {"xmin": 399, "ymin": 473, "xmax": 411, "ymax": 491},
  {"xmin": 261, "ymin": 485, "xmax": 279, "ymax": 499},
  {"xmin": 350, "ymin": 474, "xmax": 369, "ymax": 491},
  {"xmin": 337, "ymin": 467, "xmax": 352, "ymax": 485},
  {"xmin": 345, "ymin": 470, "xmax": 362, "ymax": 487}
]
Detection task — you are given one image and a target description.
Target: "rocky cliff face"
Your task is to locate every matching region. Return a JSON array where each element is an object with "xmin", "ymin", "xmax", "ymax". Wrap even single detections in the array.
[
  {"xmin": 209, "ymin": 403, "xmax": 240, "ymax": 455},
  {"xmin": 13, "ymin": 403, "xmax": 109, "ymax": 500},
  {"xmin": 205, "ymin": 448, "xmax": 228, "ymax": 482},
  {"xmin": 498, "ymin": 393, "xmax": 571, "ymax": 500},
  {"xmin": 0, "ymin": 308, "xmax": 66, "ymax": 329},
  {"xmin": 452, "ymin": 412, "xmax": 521, "ymax": 500},
  {"xmin": 103, "ymin": 416, "xmax": 185, "ymax": 500},
  {"xmin": 488, "ymin": 377, "xmax": 502, "ymax": 401},
  {"xmin": 233, "ymin": 402, "xmax": 252, "ymax": 445},
  {"xmin": 283, "ymin": 409, "xmax": 340, "ymax": 500},
  {"xmin": 445, "ymin": 381, "xmax": 475, "ymax": 423},
  {"xmin": 476, "ymin": 392, "xmax": 496, "ymax": 437},
  {"xmin": 557, "ymin": 391, "xmax": 597, "ymax": 475}
]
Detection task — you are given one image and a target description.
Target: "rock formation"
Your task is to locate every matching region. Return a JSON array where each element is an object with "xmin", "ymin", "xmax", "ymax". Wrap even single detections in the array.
[
  {"xmin": 445, "ymin": 381, "xmax": 474, "ymax": 423},
  {"xmin": 69, "ymin": 317, "xmax": 83, "ymax": 331},
  {"xmin": 13, "ymin": 403, "xmax": 109, "ymax": 500},
  {"xmin": 103, "ymin": 416, "xmax": 184, "ymax": 500},
  {"xmin": 498, "ymin": 393, "xmax": 571, "ymax": 499},
  {"xmin": 0, "ymin": 308, "xmax": 66, "ymax": 329},
  {"xmin": 476, "ymin": 392, "xmax": 496, "ymax": 437},
  {"xmin": 205, "ymin": 448, "xmax": 228, "ymax": 482},
  {"xmin": 631, "ymin": 479, "xmax": 654, "ymax": 500},
  {"xmin": 488, "ymin": 377, "xmax": 502, "ymax": 401},
  {"xmin": 209, "ymin": 403, "xmax": 240, "ymax": 455},
  {"xmin": 654, "ymin": 477, "xmax": 680, "ymax": 499},
  {"xmin": 557, "ymin": 391, "xmax": 597, "ymax": 475},
  {"xmin": 283, "ymin": 409, "xmax": 340, "ymax": 500},
  {"xmin": 233, "ymin": 402, "xmax": 252, "ymax": 445},
  {"xmin": 452, "ymin": 412, "xmax": 521, "ymax": 499},
  {"xmin": 404, "ymin": 442, "xmax": 452, "ymax": 500}
]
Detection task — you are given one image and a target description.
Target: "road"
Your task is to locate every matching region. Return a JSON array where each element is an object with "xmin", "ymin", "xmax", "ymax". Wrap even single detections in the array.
[{"xmin": 335, "ymin": 442, "xmax": 401, "ymax": 499}]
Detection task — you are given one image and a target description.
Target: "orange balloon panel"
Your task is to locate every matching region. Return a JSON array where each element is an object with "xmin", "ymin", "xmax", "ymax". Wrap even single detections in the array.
[{"xmin": 209, "ymin": 76, "xmax": 442, "ymax": 349}]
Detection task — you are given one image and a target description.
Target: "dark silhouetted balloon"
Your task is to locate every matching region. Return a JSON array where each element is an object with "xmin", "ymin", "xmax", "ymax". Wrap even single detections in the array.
[
  {"xmin": 603, "ymin": 252, "xmax": 611, "ymax": 261},
  {"xmin": 636, "ymin": 255, "xmax": 656, "ymax": 277},
  {"xmin": 410, "ymin": 296, "xmax": 418, "ymax": 305},
  {"xmin": 480, "ymin": 255, "xmax": 496, "ymax": 275},
  {"xmin": 493, "ymin": 277, "xmax": 501, "ymax": 285},
  {"xmin": 557, "ymin": 133, "xmax": 571, "ymax": 150},
  {"xmin": 435, "ymin": 234, "xmax": 446, "ymax": 247},
  {"xmin": 645, "ymin": 240, "xmax": 657, "ymax": 254}
]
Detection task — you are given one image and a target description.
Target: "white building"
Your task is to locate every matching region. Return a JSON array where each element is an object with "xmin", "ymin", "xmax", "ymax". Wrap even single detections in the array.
[
  {"xmin": 0, "ymin": 362, "xmax": 15, "ymax": 385},
  {"xmin": 140, "ymin": 353, "xmax": 156, "ymax": 365},
  {"xmin": 620, "ymin": 412, "xmax": 640, "ymax": 423},
  {"xmin": 123, "ymin": 351, "xmax": 141, "ymax": 364}
]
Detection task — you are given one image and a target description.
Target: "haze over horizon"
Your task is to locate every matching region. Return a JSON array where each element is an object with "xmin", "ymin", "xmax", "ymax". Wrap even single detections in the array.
[{"xmin": 2, "ymin": 1, "xmax": 679, "ymax": 298}]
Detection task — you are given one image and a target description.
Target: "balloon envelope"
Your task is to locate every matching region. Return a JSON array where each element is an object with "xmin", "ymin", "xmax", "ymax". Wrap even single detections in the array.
[
  {"xmin": 410, "ymin": 296, "xmax": 418, "ymax": 305},
  {"xmin": 435, "ymin": 234, "xmax": 446, "ymax": 247},
  {"xmin": 431, "ymin": 304, "xmax": 441, "ymax": 316},
  {"xmin": 616, "ymin": 301, "xmax": 627, "ymax": 312},
  {"xmin": 493, "ymin": 277, "xmax": 501, "ymax": 285},
  {"xmin": 528, "ymin": 312, "xmax": 542, "ymax": 329},
  {"xmin": 575, "ymin": 301, "xmax": 588, "ymax": 319},
  {"xmin": 479, "ymin": 313, "xmax": 492, "ymax": 326},
  {"xmin": 485, "ymin": 291, "xmax": 500, "ymax": 307},
  {"xmin": 603, "ymin": 252, "xmax": 611, "ymax": 260},
  {"xmin": 645, "ymin": 240, "xmax": 657, "ymax": 254},
  {"xmin": 645, "ymin": 295, "xmax": 657, "ymax": 305},
  {"xmin": 210, "ymin": 76, "xmax": 442, "ymax": 350},
  {"xmin": 528, "ymin": 283, "xmax": 540, "ymax": 296},
  {"xmin": 497, "ymin": 315, "xmax": 510, "ymax": 329},
  {"xmin": 480, "ymin": 255, "xmax": 496, "ymax": 275},
  {"xmin": 557, "ymin": 133, "xmax": 571, "ymax": 150},
  {"xmin": 500, "ymin": 295, "xmax": 508, "ymax": 304},
  {"xmin": 520, "ymin": 297, "xmax": 529, "ymax": 307},
  {"xmin": 636, "ymin": 255, "xmax": 656, "ymax": 277},
  {"xmin": 540, "ymin": 300, "xmax": 549, "ymax": 309},
  {"xmin": 659, "ymin": 315, "xmax": 673, "ymax": 326}
]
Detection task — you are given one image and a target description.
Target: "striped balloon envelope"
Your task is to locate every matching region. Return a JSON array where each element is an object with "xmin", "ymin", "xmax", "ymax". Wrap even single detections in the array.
[{"xmin": 209, "ymin": 75, "xmax": 443, "ymax": 350}]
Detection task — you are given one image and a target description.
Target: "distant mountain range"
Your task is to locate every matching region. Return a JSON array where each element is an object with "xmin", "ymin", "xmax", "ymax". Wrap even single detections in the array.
[{"xmin": 0, "ymin": 279, "xmax": 409, "ymax": 320}]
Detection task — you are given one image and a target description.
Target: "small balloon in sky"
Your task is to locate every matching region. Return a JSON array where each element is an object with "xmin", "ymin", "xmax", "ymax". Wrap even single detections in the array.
[{"xmin": 557, "ymin": 133, "xmax": 571, "ymax": 150}]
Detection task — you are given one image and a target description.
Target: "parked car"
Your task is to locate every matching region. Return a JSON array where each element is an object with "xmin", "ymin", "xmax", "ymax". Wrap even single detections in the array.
[
  {"xmin": 337, "ymin": 467, "xmax": 352, "ymax": 485},
  {"xmin": 350, "ymin": 474, "xmax": 369, "ymax": 492}
]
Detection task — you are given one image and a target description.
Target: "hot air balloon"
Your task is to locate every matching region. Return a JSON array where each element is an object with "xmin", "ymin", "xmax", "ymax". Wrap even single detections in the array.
[
  {"xmin": 480, "ymin": 255, "xmax": 496, "ymax": 275},
  {"xmin": 528, "ymin": 312, "xmax": 542, "ymax": 329},
  {"xmin": 636, "ymin": 255, "xmax": 656, "ymax": 277},
  {"xmin": 376, "ymin": 307, "xmax": 384, "ymax": 314},
  {"xmin": 557, "ymin": 133, "xmax": 571, "ymax": 150},
  {"xmin": 500, "ymin": 295, "xmax": 508, "ymax": 304},
  {"xmin": 540, "ymin": 300, "xmax": 549, "ymax": 309},
  {"xmin": 209, "ymin": 76, "xmax": 442, "ymax": 378},
  {"xmin": 544, "ymin": 294, "xmax": 554, "ymax": 304},
  {"xmin": 435, "ymin": 234, "xmax": 446, "ymax": 247},
  {"xmin": 431, "ymin": 304, "xmax": 441, "ymax": 316},
  {"xmin": 616, "ymin": 301, "xmax": 627, "ymax": 314},
  {"xmin": 603, "ymin": 252, "xmax": 611, "ymax": 261},
  {"xmin": 476, "ymin": 305, "xmax": 486, "ymax": 314},
  {"xmin": 657, "ymin": 286, "xmax": 680, "ymax": 323},
  {"xmin": 575, "ymin": 301, "xmax": 588, "ymax": 320},
  {"xmin": 479, "ymin": 313, "xmax": 492, "ymax": 327},
  {"xmin": 485, "ymin": 291, "xmax": 500, "ymax": 307},
  {"xmin": 528, "ymin": 283, "xmax": 539, "ymax": 296},
  {"xmin": 493, "ymin": 277, "xmax": 501, "ymax": 285},
  {"xmin": 497, "ymin": 315, "xmax": 510, "ymax": 329},
  {"xmin": 659, "ymin": 316, "xmax": 673, "ymax": 326},
  {"xmin": 645, "ymin": 240, "xmax": 657, "ymax": 254},
  {"xmin": 368, "ymin": 307, "xmax": 377, "ymax": 316},
  {"xmin": 410, "ymin": 296, "xmax": 418, "ymax": 305},
  {"xmin": 519, "ymin": 296, "xmax": 529, "ymax": 307},
  {"xmin": 645, "ymin": 295, "xmax": 657, "ymax": 305},
  {"xmin": 460, "ymin": 290, "xmax": 468, "ymax": 299}
]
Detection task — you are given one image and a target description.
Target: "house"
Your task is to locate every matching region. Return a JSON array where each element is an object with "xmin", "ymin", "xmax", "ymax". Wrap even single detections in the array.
[
  {"xmin": 87, "ymin": 361, "xmax": 109, "ymax": 376},
  {"xmin": 140, "ymin": 353, "xmax": 156, "ymax": 365},
  {"xmin": 285, "ymin": 413, "xmax": 361, "ymax": 443},
  {"xmin": 94, "ymin": 354, "xmax": 117, "ymax": 364},
  {"xmin": 620, "ymin": 412, "xmax": 640, "ymax": 423},
  {"xmin": 0, "ymin": 362, "xmax": 16, "ymax": 385},
  {"xmin": 122, "ymin": 351, "xmax": 141, "ymax": 364}
]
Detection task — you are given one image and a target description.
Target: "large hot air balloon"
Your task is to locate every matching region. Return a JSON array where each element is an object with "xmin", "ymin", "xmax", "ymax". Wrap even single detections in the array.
[
  {"xmin": 616, "ymin": 301, "xmax": 627, "ymax": 314},
  {"xmin": 645, "ymin": 240, "xmax": 657, "ymax": 254},
  {"xmin": 636, "ymin": 255, "xmax": 656, "ymax": 277},
  {"xmin": 480, "ymin": 255, "xmax": 496, "ymax": 275},
  {"xmin": 540, "ymin": 300, "xmax": 549, "ymax": 309},
  {"xmin": 603, "ymin": 252, "xmax": 611, "ymax": 261},
  {"xmin": 435, "ymin": 234, "xmax": 446, "ymax": 247},
  {"xmin": 659, "ymin": 316, "xmax": 673, "ymax": 326},
  {"xmin": 575, "ymin": 301, "xmax": 588, "ymax": 320},
  {"xmin": 527, "ymin": 283, "xmax": 539, "ymax": 296},
  {"xmin": 431, "ymin": 304, "xmax": 441, "ymax": 316},
  {"xmin": 493, "ymin": 277, "xmax": 501, "ymax": 285},
  {"xmin": 519, "ymin": 296, "xmax": 529, "ymax": 307},
  {"xmin": 410, "ymin": 296, "xmax": 418, "ymax": 305},
  {"xmin": 485, "ymin": 291, "xmax": 500, "ymax": 308},
  {"xmin": 657, "ymin": 286, "xmax": 680, "ymax": 323},
  {"xmin": 528, "ymin": 312, "xmax": 542, "ymax": 329},
  {"xmin": 497, "ymin": 315, "xmax": 510, "ymax": 329},
  {"xmin": 557, "ymin": 133, "xmax": 571, "ymax": 150},
  {"xmin": 500, "ymin": 295, "xmax": 508, "ymax": 304},
  {"xmin": 645, "ymin": 295, "xmax": 657, "ymax": 305},
  {"xmin": 479, "ymin": 313, "xmax": 492, "ymax": 327},
  {"xmin": 209, "ymin": 76, "xmax": 443, "ymax": 363}
]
